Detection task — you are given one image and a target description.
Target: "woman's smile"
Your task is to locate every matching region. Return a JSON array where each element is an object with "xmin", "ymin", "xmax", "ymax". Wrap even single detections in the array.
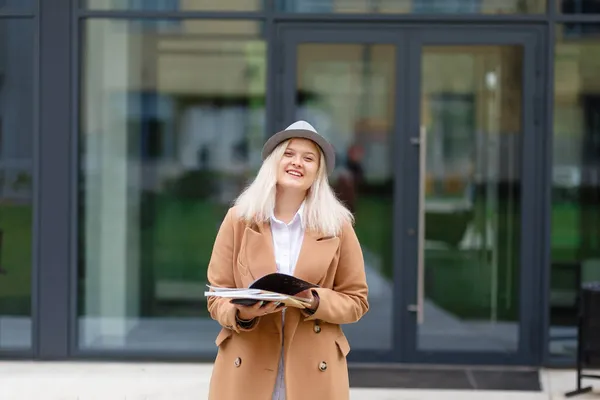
[{"xmin": 286, "ymin": 169, "xmax": 303, "ymax": 178}]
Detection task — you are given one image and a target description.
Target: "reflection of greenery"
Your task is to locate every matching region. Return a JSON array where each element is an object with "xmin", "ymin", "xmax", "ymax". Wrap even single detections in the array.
[
  {"xmin": 164, "ymin": 170, "xmax": 218, "ymax": 200},
  {"xmin": 551, "ymin": 202, "xmax": 593, "ymax": 261},
  {"xmin": 0, "ymin": 205, "xmax": 32, "ymax": 315},
  {"xmin": 424, "ymin": 191, "xmax": 522, "ymax": 321},
  {"xmin": 352, "ymin": 191, "xmax": 520, "ymax": 320},
  {"xmin": 143, "ymin": 195, "xmax": 228, "ymax": 282},
  {"xmin": 354, "ymin": 196, "xmax": 394, "ymax": 278},
  {"xmin": 0, "ymin": 191, "xmax": 593, "ymax": 320},
  {"xmin": 352, "ymin": 192, "xmax": 595, "ymax": 322},
  {"xmin": 12, "ymin": 172, "xmax": 32, "ymax": 191},
  {"xmin": 425, "ymin": 250, "xmax": 497, "ymax": 319},
  {"xmin": 143, "ymin": 194, "xmax": 397, "ymax": 283},
  {"xmin": 138, "ymin": 194, "xmax": 229, "ymax": 317}
]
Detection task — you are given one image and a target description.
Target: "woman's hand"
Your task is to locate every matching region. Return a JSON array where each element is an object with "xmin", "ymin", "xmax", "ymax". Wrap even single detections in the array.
[
  {"xmin": 235, "ymin": 301, "xmax": 284, "ymax": 321},
  {"xmin": 297, "ymin": 289, "xmax": 319, "ymax": 312}
]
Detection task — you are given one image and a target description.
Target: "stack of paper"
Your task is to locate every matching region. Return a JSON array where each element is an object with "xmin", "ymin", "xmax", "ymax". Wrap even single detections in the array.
[
  {"xmin": 204, "ymin": 272, "xmax": 319, "ymax": 309},
  {"xmin": 204, "ymin": 286, "xmax": 312, "ymax": 308}
]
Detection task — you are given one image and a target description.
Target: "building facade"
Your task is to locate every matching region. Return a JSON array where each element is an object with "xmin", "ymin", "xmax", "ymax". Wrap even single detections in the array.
[{"xmin": 0, "ymin": 0, "xmax": 599, "ymax": 369}]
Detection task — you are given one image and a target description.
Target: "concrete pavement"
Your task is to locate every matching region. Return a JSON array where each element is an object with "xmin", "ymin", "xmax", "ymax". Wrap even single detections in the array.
[{"xmin": 0, "ymin": 361, "xmax": 599, "ymax": 399}]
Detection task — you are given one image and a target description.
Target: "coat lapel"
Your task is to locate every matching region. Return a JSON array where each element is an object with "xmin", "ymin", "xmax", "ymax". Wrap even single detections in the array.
[
  {"xmin": 293, "ymin": 230, "xmax": 340, "ymax": 286},
  {"xmin": 241, "ymin": 222, "xmax": 278, "ymax": 283},
  {"xmin": 241, "ymin": 221, "xmax": 341, "ymax": 287}
]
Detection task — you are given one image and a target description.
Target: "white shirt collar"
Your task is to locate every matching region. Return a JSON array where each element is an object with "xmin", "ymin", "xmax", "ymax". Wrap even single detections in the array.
[{"xmin": 270, "ymin": 201, "xmax": 305, "ymax": 227}]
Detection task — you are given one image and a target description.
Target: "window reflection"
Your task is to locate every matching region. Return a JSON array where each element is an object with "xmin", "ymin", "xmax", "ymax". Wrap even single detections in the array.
[
  {"xmin": 276, "ymin": 0, "xmax": 546, "ymax": 14},
  {"xmin": 419, "ymin": 46, "xmax": 522, "ymax": 352},
  {"xmin": 79, "ymin": 19, "xmax": 266, "ymax": 351},
  {"xmin": 0, "ymin": 0, "xmax": 34, "ymax": 12},
  {"xmin": 550, "ymin": 24, "xmax": 600, "ymax": 360},
  {"xmin": 83, "ymin": 0, "xmax": 264, "ymax": 12},
  {"xmin": 560, "ymin": 0, "xmax": 600, "ymax": 14},
  {"xmin": 294, "ymin": 43, "xmax": 396, "ymax": 350},
  {"xmin": 0, "ymin": 20, "xmax": 34, "ymax": 350}
]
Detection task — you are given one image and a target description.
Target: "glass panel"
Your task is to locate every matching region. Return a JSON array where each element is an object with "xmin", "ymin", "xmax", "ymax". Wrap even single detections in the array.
[
  {"xmin": 418, "ymin": 45, "xmax": 523, "ymax": 352},
  {"xmin": 0, "ymin": 0, "xmax": 34, "ymax": 12},
  {"xmin": 277, "ymin": 0, "xmax": 545, "ymax": 14},
  {"xmin": 293, "ymin": 43, "xmax": 395, "ymax": 351},
  {"xmin": 79, "ymin": 19, "xmax": 266, "ymax": 351},
  {"xmin": 550, "ymin": 24, "xmax": 600, "ymax": 361},
  {"xmin": 83, "ymin": 0, "xmax": 264, "ymax": 12},
  {"xmin": 0, "ymin": 20, "xmax": 34, "ymax": 350},
  {"xmin": 559, "ymin": 0, "xmax": 600, "ymax": 14}
]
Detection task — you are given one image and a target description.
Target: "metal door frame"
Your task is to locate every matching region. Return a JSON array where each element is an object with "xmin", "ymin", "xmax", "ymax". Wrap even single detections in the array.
[
  {"xmin": 402, "ymin": 26, "xmax": 545, "ymax": 366},
  {"xmin": 275, "ymin": 22, "xmax": 546, "ymax": 366},
  {"xmin": 275, "ymin": 23, "xmax": 407, "ymax": 363}
]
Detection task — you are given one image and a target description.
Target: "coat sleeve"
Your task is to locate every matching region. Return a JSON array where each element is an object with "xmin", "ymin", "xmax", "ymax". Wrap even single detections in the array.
[
  {"xmin": 206, "ymin": 208, "xmax": 260, "ymax": 333},
  {"xmin": 304, "ymin": 221, "xmax": 369, "ymax": 325}
]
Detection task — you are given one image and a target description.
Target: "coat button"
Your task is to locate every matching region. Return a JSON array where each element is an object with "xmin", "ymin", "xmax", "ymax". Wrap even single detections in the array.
[
  {"xmin": 319, "ymin": 361, "xmax": 327, "ymax": 371},
  {"xmin": 313, "ymin": 324, "xmax": 321, "ymax": 333},
  {"xmin": 234, "ymin": 357, "xmax": 242, "ymax": 367}
]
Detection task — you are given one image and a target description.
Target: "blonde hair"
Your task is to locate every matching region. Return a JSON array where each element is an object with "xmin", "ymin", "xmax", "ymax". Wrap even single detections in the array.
[{"xmin": 233, "ymin": 139, "xmax": 354, "ymax": 237}]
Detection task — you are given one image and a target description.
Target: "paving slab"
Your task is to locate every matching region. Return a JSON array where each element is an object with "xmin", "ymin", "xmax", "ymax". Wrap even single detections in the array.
[{"xmin": 1, "ymin": 362, "xmax": 599, "ymax": 400}]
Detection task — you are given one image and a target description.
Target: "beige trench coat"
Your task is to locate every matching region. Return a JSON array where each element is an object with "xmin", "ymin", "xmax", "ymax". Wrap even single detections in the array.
[{"xmin": 206, "ymin": 207, "xmax": 369, "ymax": 400}]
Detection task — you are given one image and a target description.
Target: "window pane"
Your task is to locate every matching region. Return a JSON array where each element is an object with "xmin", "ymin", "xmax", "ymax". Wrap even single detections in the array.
[
  {"xmin": 550, "ymin": 24, "xmax": 600, "ymax": 361},
  {"xmin": 83, "ymin": 0, "xmax": 264, "ymax": 12},
  {"xmin": 419, "ymin": 46, "xmax": 523, "ymax": 352},
  {"xmin": 0, "ymin": 0, "xmax": 34, "ymax": 12},
  {"xmin": 276, "ymin": 0, "xmax": 546, "ymax": 14},
  {"xmin": 293, "ymin": 43, "xmax": 396, "ymax": 351},
  {"xmin": 79, "ymin": 19, "xmax": 266, "ymax": 351},
  {"xmin": 0, "ymin": 20, "xmax": 34, "ymax": 350},
  {"xmin": 559, "ymin": 0, "xmax": 600, "ymax": 14}
]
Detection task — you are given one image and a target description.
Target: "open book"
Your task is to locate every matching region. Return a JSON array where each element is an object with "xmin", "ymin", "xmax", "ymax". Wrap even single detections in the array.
[{"xmin": 204, "ymin": 273, "xmax": 319, "ymax": 309}]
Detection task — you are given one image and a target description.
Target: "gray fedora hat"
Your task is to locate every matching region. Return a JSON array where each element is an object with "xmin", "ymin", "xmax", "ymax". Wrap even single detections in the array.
[{"xmin": 261, "ymin": 120, "xmax": 336, "ymax": 175}]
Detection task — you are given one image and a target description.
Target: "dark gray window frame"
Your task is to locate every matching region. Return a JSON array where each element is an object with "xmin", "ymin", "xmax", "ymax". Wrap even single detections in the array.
[
  {"xmin": 37, "ymin": 0, "xmax": 72, "ymax": 360},
  {"xmin": 13, "ymin": 0, "xmax": 597, "ymax": 368}
]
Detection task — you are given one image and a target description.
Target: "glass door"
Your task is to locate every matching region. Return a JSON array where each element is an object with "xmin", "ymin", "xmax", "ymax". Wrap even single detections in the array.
[
  {"xmin": 278, "ymin": 24, "xmax": 544, "ymax": 365},
  {"xmin": 277, "ymin": 25, "xmax": 404, "ymax": 362},
  {"xmin": 403, "ymin": 28, "xmax": 543, "ymax": 364}
]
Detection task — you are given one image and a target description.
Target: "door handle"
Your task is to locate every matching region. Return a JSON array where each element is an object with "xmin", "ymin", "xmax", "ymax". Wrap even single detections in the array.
[
  {"xmin": 0, "ymin": 229, "xmax": 5, "ymax": 275},
  {"xmin": 407, "ymin": 126, "xmax": 426, "ymax": 325}
]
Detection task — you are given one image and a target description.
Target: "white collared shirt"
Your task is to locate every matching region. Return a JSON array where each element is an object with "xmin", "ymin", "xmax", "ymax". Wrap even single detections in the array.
[
  {"xmin": 270, "ymin": 202, "xmax": 305, "ymax": 277},
  {"xmin": 269, "ymin": 202, "xmax": 305, "ymax": 400}
]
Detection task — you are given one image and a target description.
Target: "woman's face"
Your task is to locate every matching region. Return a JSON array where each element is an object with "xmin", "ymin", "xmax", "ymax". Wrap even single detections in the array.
[{"xmin": 277, "ymin": 138, "xmax": 321, "ymax": 192}]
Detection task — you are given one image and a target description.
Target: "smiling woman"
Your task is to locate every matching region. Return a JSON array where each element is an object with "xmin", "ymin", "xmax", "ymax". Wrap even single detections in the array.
[{"xmin": 206, "ymin": 120, "xmax": 367, "ymax": 400}]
